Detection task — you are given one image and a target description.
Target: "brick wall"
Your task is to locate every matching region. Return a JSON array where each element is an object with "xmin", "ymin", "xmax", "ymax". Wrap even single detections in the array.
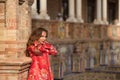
[{"xmin": 0, "ymin": 0, "xmax": 33, "ymax": 80}]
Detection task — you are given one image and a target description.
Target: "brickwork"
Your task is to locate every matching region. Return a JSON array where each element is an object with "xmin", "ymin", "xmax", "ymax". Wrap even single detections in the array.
[
  {"xmin": 0, "ymin": 0, "xmax": 32, "ymax": 58},
  {"xmin": 0, "ymin": 57, "xmax": 31, "ymax": 80},
  {"xmin": 0, "ymin": 0, "xmax": 33, "ymax": 80}
]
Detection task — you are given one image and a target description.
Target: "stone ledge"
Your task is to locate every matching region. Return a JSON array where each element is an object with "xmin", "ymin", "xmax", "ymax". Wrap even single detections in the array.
[
  {"xmin": 0, "ymin": 57, "xmax": 32, "ymax": 74},
  {"xmin": 0, "ymin": 0, "xmax": 6, "ymax": 2}
]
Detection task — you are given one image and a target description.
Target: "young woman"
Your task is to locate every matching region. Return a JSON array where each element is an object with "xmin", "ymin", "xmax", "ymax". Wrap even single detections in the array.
[{"xmin": 27, "ymin": 27, "xmax": 57, "ymax": 80}]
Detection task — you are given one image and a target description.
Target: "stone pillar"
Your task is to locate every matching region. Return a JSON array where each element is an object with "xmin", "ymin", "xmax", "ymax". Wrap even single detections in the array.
[
  {"xmin": 0, "ymin": 57, "xmax": 31, "ymax": 80},
  {"xmin": 118, "ymin": 0, "xmax": 120, "ymax": 24},
  {"xmin": 0, "ymin": 0, "xmax": 33, "ymax": 80},
  {"xmin": 39, "ymin": 0, "xmax": 50, "ymax": 20},
  {"xmin": 102, "ymin": 0, "xmax": 108, "ymax": 24},
  {"xmin": 115, "ymin": 0, "xmax": 120, "ymax": 25},
  {"xmin": 31, "ymin": 0, "xmax": 39, "ymax": 19},
  {"xmin": 76, "ymin": 0, "xmax": 84, "ymax": 23},
  {"xmin": 66, "ymin": 0, "xmax": 77, "ymax": 22},
  {"xmin": 93, "ymin": 0, "xmax": 102, "ymax": 24}
]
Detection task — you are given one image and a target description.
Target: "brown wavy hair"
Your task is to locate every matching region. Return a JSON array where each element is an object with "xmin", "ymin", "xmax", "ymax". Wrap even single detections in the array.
[{"xmin": 26, "ymin": 27, "xmax": 48, "ymax": 56}]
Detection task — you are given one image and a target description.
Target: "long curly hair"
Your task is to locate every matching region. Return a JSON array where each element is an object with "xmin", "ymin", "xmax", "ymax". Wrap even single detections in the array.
[{"xmin": 26, "ymin": 27, "xmax": 48, "ymax": 56}]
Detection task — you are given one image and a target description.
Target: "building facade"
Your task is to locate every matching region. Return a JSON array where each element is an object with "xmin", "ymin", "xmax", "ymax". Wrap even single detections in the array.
[
  {"xmin": 33, "ymin": 0, "xmax": 119, "ymax": 24},
  {"xmin": 0, "ymin": 0, "xmax": 120, "ymax": 80}
]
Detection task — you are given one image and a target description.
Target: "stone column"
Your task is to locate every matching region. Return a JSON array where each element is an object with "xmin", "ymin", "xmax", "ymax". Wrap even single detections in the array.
[
  {"xmin": 0, "ymin": 0, "xmax": 33, "ymax": 80},
  {"xmin": 76, "ymin": 0, "xmax": 84, "ymax": 23},
  {"xmin": 66, "ymin": 0, "xmax": 77, "ymax": 22},
  {"xmin": 118, "ymin": 0, "xmax": 120, "ymax": 24},
  {"xmin": 115, "ymin": 0, "xmax": 120, "ymax": 25},
  {"xmin": 31, "ymin": 0, "xmax": 39, "ymax": 19},
  {"xmin": 39, "ymin": 0, "xmax": 50, "ymax": 20},
  {"xmin": 93, "ymin": 0, "xmax": 102, "ymax": 24},
  {"xmin": 102, "ymin": 0, "xmax": 108, "ymax": 24}
]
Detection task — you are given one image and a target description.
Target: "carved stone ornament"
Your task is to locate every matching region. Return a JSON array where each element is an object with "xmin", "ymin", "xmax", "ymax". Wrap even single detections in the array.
[
  {"xmin": 0, "ymin": 0, "xmax": 6, "ymax": 2},
  {"xmin": 28, "ymin": 0, "xmax": 34, "ymax": 6},
  {"xmin": 19, "ymin": 0, "xmax": 25, "ymax": 5}
]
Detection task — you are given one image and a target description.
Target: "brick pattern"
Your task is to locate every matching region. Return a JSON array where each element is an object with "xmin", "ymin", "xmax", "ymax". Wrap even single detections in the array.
[
  {"xmin": 0, "ymin": 57, "xmax": 31, "ymax": 80},
  {"xmin": 0, "ymin": 0, "xmax": 32, "ymax": 80},
  {"xmin": 0, "ymin": 2, "xmax": 5, "ymax": 28},
  {"xmin": 0, "ymin": 0, "xmax": 31, "ymax": 58}
]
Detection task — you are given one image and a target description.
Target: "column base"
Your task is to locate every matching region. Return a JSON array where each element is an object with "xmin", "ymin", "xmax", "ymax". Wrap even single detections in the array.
[
  {"xmin": 66, "ymin": 17, "xmax": 77, "ymax": 22},
  {"xmin": 114, "ymin": 20, "xmax": 120, "ymax": 25},
  {"xmin": 0, "ymin": 57, "xmax": 32, "ymax": 80},
  {"xmin": 32, "ymin": 13, "xmax": 40, "ymax": 19},
  {"xmin": 93, "ymin": 19, "xmax": 103, "ymax": 24},
  {"xmin": 32, "ymin": 10, "xmax": 40, "ymax": 19},
  {"xmin": 103, "ymin": 20, "xmax": 109, "ymax": 25},
  {"xmin": 76, "ymin": 18, "xmax": 84, "ymax": 23},
  {"xmin": 39, "ymin": 13, "xmax": 50, "ymax": 20},
  {"xmin": 116, "ymin": 23, "xmax": 120, "ymax": 25}
]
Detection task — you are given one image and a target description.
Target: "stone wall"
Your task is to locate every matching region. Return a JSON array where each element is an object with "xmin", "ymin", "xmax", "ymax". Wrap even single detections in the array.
[{"xmin": 0, "ymin": 0, "xmax": 33, "ymax": 80}]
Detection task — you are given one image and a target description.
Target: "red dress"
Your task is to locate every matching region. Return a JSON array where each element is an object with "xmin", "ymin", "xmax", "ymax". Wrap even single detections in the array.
[{"xmin": 27, "ymin": 41, "xmax": 57, "ymax": 80}]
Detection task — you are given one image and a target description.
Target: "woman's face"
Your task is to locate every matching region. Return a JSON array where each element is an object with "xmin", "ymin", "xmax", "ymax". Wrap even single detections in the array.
[{"xmin": 38, "ymin": 31, "xmax": 47, "ymax": 44}]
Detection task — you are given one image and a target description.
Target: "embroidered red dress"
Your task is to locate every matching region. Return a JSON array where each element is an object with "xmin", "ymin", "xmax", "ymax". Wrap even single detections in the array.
[{"xmin": 27, "ymin": 41, "xmax": 57, "ymax": 80}]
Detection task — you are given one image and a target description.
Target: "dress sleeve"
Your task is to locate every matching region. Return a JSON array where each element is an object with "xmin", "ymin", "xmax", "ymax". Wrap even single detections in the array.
[
  {"xmin": 43, "ymin": 42, "xmax": 57, "ymax": 55},
  {"xmin": 27, "ymin": 45, "xmax": 38, "ymax": 56},
  {"xmin": 27, "ymin": 43, "xmax": 48, "ymax": 56},
  {"xmin": 49, "ymin": 45, "xmax": 57, "ymax": 55}
]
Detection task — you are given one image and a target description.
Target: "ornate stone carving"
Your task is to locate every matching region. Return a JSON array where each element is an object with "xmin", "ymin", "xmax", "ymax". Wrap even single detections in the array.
[
  {"xmin": 19, "ymin": 0, "xmax": 34, "ymax": 6},
  {"xmin": 28, "ymin": 0, "xmax": 34, "ymax": 6},
  {"xmin": 0, "ymin": 0, "xmax": 6, "ymax": 2},
  {"xmin": 19, "ymin": 0, "xmax": 25, "ymax": 5}
]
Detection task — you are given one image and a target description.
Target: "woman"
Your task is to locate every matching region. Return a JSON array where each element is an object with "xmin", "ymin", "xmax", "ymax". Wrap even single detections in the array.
[{"xmin": 27, "ymin": 27, "xmax": 57, "ymax": 80}]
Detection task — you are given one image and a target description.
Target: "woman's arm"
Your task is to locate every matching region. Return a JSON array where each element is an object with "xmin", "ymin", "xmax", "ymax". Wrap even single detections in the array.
[
  {"xmin": 49, "ymin": 45, "xmax": 57, "ymax": 55},
  {"xmin": 27, "ymin": 45, "xmax": 43, "ymax": 56},
  {"xmin": 27, "ymin": 41, "xmax": 47, "ymax": 56},
  {"xmin": 43, "ymin": 42, "xmax": 57, "ymax": 55}
]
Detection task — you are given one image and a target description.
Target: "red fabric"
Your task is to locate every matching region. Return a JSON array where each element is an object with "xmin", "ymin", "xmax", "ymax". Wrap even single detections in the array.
[{"xmin": 27, "ymin": 41, "xmax": 57, "ymax": 80}]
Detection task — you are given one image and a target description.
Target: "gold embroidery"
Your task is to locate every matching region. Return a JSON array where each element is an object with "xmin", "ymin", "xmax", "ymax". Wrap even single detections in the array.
[{"xmin": 41, "ymin": 59, "xmax": 47, "ymax": 65}]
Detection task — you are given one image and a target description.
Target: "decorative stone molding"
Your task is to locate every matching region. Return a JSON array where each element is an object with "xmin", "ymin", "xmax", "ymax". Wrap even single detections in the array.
[
  {"xmin": 28, "ymin": 0, "xmax": 34, "ymax": 6},
  {"xmin": 19, "ymin": 0, "xmax": 25, "ymax": 5},
  {"xmin": 0, "ymin": 57, "xmax": 32, "ymax": 80},
  {"xmin": 0, "ymin": 0, "xmax": 6, "ymax": 2},
  {"xmin": 19, "ymin": 0, "xmax": 34, "ymax": 6}
]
